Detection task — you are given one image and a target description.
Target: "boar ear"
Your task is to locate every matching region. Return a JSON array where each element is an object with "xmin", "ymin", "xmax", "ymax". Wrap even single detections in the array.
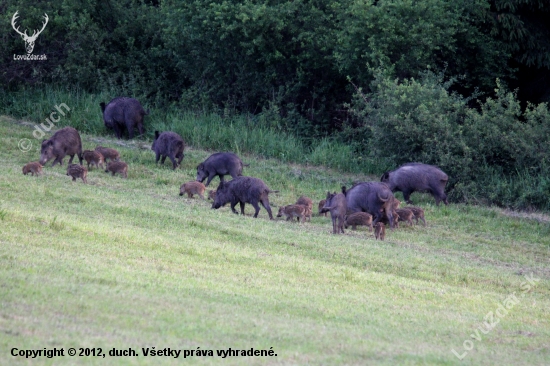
[
  {"xmin": 99, "ymin": 102, "xmax": 106, "ymax": 112},
  {"xmin": 326, "ymin": 191, "xmax": 331, "ymax": 199},
  {"xmin": 341, "ymin": 186, "xmax": 347, "ymax": 195},
  {"xmin": 381, "ymin": 172, "xmax": 389, "ymax": 181},
  {"xmin": 154, "ymin": 131, "xmax": 159, "ymax": 139}
]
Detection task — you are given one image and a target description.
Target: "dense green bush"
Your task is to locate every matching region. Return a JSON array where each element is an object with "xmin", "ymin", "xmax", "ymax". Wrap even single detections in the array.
[{"xmin": 347, "ymin": 70, "xmax": 550, "ymax": 210}]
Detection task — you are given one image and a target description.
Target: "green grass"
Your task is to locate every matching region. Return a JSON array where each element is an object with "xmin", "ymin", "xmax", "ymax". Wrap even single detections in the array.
[{"xmin": 0, "ymin": 115, "xmax": 549, "ymax": 365}]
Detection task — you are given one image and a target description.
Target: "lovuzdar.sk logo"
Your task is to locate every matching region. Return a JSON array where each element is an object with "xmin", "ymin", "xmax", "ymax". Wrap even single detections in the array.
[{"xmin": 11, "ymin": 10, "xmax": 48, "ymax": 61}]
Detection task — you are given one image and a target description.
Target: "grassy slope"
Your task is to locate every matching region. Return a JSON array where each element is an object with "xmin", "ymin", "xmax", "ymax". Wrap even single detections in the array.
[{"xmin": 0, "ymin": 116, "xmax": 549, "ymax": 365}]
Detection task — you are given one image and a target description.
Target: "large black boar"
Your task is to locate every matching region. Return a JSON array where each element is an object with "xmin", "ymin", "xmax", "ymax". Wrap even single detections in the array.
[
  {"xmin": 196, "ymin": 152, "xmax": 246, "ymax": 186},
  {"xmin": 39, "ymin": 127, "xmax": 83, "ymax": 167},
  {"xmin": 381, "ymin": 163, "xmax": 449, "ymax": 205},
  {"xmin": 320, "ymin": 192, "xmax": 347, "ymax": 234},
  {"xmin": 343, "ymin": 182, "xmax": 396, "ymax": 229},
  {"xmin": 100, "ymin": 97, "xmax": 149, "ymax": 139},
  {"xmin": 211, "ymin": 176, "xmax": 277, "ymax": 219},
  {"xmin": 151, "ymin": 131, "xmax": 185, "ymax": 170}
]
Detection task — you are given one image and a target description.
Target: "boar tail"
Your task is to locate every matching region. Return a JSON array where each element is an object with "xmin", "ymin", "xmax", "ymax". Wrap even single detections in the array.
[{"xmin": 377, "ymin": 192, "xmax": 390, "ymax": 202}]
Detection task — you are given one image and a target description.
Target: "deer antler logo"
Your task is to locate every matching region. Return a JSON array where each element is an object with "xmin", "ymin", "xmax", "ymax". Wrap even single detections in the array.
[{"xmin": 11, "ymin": 11, "xmax": 49, "ymax": 54}]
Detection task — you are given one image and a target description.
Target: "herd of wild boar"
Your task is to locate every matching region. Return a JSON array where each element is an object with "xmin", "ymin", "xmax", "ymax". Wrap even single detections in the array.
[{"xmin": 22, "ymin": 97, "xmax": 450, "ymax": 241}]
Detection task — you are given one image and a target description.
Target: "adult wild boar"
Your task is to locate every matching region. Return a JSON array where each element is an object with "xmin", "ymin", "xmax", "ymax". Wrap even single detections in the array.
[
  {"xmin": 100, "ymin": 97, "xmax": 149, "ymax": 139},
  {"xmin": 39, "ymin": 127, "xmax": 83, "ymax": 167},
  {"xmin": 151, "ymin": 131, "xmax": 185, "ymax": 170},
  {"xmin": 343, "ymin": 182, "xmax": 396, "ymax": 229},
  {"xmin": 381, "ymin": 163, "xmax": 449, "ymax": 205},
  {"xmin": 211, "ymin": 176, "xmax": 277, "ymax": 219},
  {"xmin": 196, "ymin": 152, "xmax": 246, "ymax": 187},
  {"xmin": 320, "ymin": 192, "xmax": 347, "ymax": 234}
]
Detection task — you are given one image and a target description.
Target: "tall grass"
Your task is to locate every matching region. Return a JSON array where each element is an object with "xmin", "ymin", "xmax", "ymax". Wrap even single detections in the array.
[
  {"xmin": 1, "ymin": 86, "xmax": 548, "ymax": 211},
  {"xmin": 0, "ymin": 86, "xmax": 387, "ymax": 174}
]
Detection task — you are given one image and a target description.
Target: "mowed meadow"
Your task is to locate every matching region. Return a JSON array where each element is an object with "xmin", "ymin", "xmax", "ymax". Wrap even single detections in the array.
[{"xmin": 0, "ymin": 115, "xmax": 549, "ymax": 365}]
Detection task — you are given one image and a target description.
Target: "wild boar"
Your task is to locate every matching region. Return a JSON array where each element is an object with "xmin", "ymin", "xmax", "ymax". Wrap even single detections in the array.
[
  {"xmin": 82, "ymin": 150, "xmax": 105, "ymax": 170},
  {"xmin": 99, "ymin": 97, "xmax": 149, "ymax": 139},
  {"xmin": 344, "ymin": 212, "xmax": 373, "ymax": 231},
  {"xmin": 343, "ymin": 182, "xmax": 396, "ymax": 229},
  {"xmin": 296, "ymin": 196, "xmax": 313, "ymax": 210},
  {"xmin": 318, "ymin": 199, "xmax": 327, "ymax": 217},
  {"xmin": 379, "ymin": 209, "xmax": 400, "ymax": 228},
  {"xmin": 22, "ymin": 161, "xmax": 43, "ymax": 176},
  {"xmin": 179, "ymin": 181, "xmax": 206, "ymax": 199},
  {"xmin": 296, "ymin": 196, "xmax": 313, "ymax": 221},
  {"xmin": 196, "ymin": 152, "xmax": 246, "ymax": 186},
  {"xmin": 94, "ymin": 146, "xmax": 120, "ymax": 163},
  {"xmin": 381, "ymin": 163, "xmax": 449, "ymax": 205},
  {"xmin": 151, "ymin": 131, "xmax": 185, "ymax": 170},
  {"xmin": 208, "ymin": 190, "xmax": 217, "ymax": 201},
  {"xmin": 374, "ymin": 222, "xmax": 386, "ymax": 241},
  {"xmin": 105, "ymin": 161, "xmax": 128, "ymax": 178},
  {"xmin": 67, "ymin": 164, "xmax": 87, "ymax": 183},
  {"xmin": 211, "ymin": 176, "xmax": 277, "ymax": 219},
  {"xmin": 277, "ymin": 204, "xmax": 306, "ymax": 222},
  {"xmin": 395, "ymin": 208, "xmax": 414, "ymax": 226},
  {"xmin": 39, "ymin": 127, "xmax": 83, "ymax": 167},
  {"xmin": 405, "ymin": 206, "xmax": 427, "ymax": 226},
  {"xmin": 320, "ymin": 192, "xmax": 347, "ymax": 234}
]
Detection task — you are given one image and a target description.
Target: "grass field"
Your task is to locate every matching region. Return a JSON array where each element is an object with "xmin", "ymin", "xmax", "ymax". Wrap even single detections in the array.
[{"xmin": 0, "ymin": 115, "xmax": 549, "ymax": 365}]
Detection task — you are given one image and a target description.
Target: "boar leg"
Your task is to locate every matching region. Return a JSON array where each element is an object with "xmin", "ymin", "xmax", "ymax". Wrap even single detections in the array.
[
  {"xmin": 331, "ymin": 215, "xmax": 337, "ymax": 234},
  {"xmin": 169, "ymin": 155, "xmax": 178, "ymax": 170},
  {"xmin": 402, "ymin": 190, "xmax": 413, "ymax": 204},
  {"xmin": 127, "ymin": 124, "xmax": 134, "ymax": 140},
  {"xmin": 240, "ymin": 201, "xmax": 247, "ymax": 216},
  {"xmin": 250, "ymin": 202, "xmax": 261, "ymax": 218},
  {"xmin": 229, "ymin": 201, "xmax": 239, "ymax": 215},
  {"xmin": 260, "ymin": 199, "xmax": 274, "ymax": 220},
  {"xmin": 51, "ymin": 156, "xmax": 63, "ymax": 167},
  {"xmin": 155, "ymin": 152, "xmax": 161, "ymax": 164},
  {"xmin": 113, "ymin": 124, "xmax": 123, "ymax": 140},
  {"xmin": 176, "ymin": 152, "xmax": 184, "ymax": 166},
  {"xmin": 204, "ymin": 173, "xmax": 215, "ymax": 187},
  {"xmin": 160, "ymin": 155, "xmax": 167, "ymax": 164}
]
